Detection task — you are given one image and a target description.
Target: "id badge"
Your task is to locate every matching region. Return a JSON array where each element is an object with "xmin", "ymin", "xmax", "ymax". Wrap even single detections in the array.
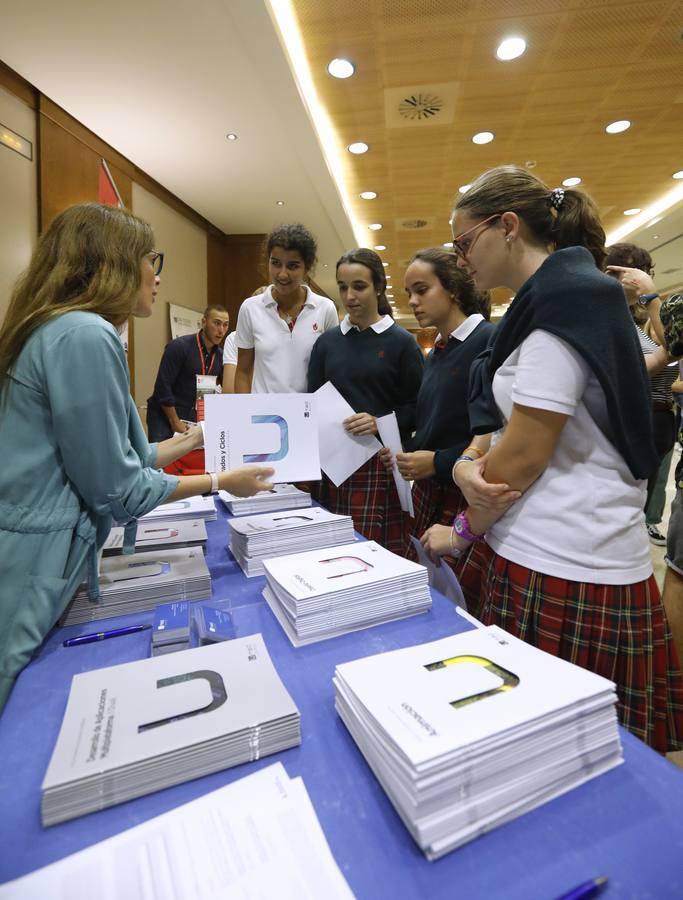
[{"xmin": 196, "ymin": 374, "xmax": 218, "ymax": 421}]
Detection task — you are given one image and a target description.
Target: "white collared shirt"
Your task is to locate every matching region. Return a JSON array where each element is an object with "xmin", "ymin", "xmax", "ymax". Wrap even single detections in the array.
[
  {"xmin": 340, "ymin": 314, "xmax": 394, "ymax": 335},
  {"xmin": 236, "ymin": 285, "xmax": 338, "ymax": 393},
  {"xmin": 434, "ymin": 313, "xmax": 484, "ymax": 345}
]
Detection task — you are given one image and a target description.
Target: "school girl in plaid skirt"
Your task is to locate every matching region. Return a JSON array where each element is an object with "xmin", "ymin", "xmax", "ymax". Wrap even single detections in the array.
[{"xmin": 422, "ymin": 166, "xmax": 683, "ymax": 752}]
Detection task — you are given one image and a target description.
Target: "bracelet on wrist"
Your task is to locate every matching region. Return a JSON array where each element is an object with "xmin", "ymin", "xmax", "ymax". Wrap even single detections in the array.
[
  {"xmin": 202, "ymin": 472, "xmax": 219, "ymax": 496},
  {"xmin": 462, "ymin": 445, "xmax": 484, "ymax": 458},
  {"xmin": 449, "ymin": 527, "xmax": 465, "ymax": 558}
]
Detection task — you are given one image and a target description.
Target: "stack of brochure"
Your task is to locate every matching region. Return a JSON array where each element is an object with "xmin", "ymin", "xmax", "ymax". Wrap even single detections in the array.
[
  {"xmin": 262, "ymin": 541, "xmax": 431, "ymax": 646},
  {"xmin": 140, "ymin": 495, "xmax": 217, "ymax": 523},
  {"xmin": 334, "ymin": 626, "xmax": 623, "ymax": 860},
  {"xmin": 41, "ymin": 635, "xmax": 301, "ymax": 825},
  {"xmin": 219, "ymin": 483, "xmax": 311, "ymax": 516},
  {"xmin": 103, "ymin": 519, "xmax": 208, "ymax": 555},
  {"xmin": 229, "ymin": 507, "xmax": 355, "ymax": 577},
  {"xmin": 60, "ymin": 548, "xmax": 211, "ymax": 625}
]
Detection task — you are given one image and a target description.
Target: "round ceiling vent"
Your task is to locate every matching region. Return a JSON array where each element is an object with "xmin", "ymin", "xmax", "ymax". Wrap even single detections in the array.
[
  {"xmin": 400, "ymin": 218, "xmax": 430, "ymax": 229},
  {"xmin": 398, "ymin": 93, "xmax": 444, "ymax": 121}
]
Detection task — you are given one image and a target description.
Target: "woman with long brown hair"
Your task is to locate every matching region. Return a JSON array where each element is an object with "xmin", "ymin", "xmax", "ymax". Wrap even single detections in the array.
[{"xmin": 0, "ymin": 203, "xmax": 272, "ymax": 710}]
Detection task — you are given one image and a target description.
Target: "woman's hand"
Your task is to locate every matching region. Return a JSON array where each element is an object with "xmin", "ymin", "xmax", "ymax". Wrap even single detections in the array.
[
  {"xmin": 420, "ymin": 524, "xmax": 469, "ymax": 562},
  {"xmin": 220, "ymin": 465, "xmax": 274, "ymax": 497},
  {"xmin": 396, "ymin": 450, "xmax": 435, "ymax": 481},
  {"xmin": 187, "ymin": 424, "xmax": 204, "ymax": 450},
  {"xmin": 453, "ymin": 453, "xmax": 521, "ymax": 511},
  {"xmin": 605, "ymin": 265, "xmax": 656, "ymax": 305},
  {"xmin": 344, "ymin": 412, "xmax": 377, "ymax": 436},
  {"xmin": 378, "ymin": 447, "xmax": 394, "ymax": 471}
]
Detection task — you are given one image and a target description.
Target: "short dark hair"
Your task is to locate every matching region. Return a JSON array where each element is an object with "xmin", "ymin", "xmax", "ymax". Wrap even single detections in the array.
[
  {"xmin": 203, "ymin": 304, "xmax": 228, "ymax": 318},
  {"xmin": 603, "ymin": 242, "xmax": 653, "ymax": 274},
  {"xmin": 336, "ymin": 248, "xmax": 393, "ymax": 318},
  {"xmin": 267, "ymin": 224, "xmax": 317, "ymax": 271},
  {"xmin": 410, "ymin": 248, "xmax": 484, "ymax": 317}
]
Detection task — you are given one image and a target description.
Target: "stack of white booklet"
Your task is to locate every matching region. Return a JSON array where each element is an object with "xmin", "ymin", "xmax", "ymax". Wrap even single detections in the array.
[
  {"xmin": 102, "ymin": 518, "xmax": 208, "ymax": 556},
  {"xmin": 229, "ymin": 507, "xmax": 355, "ymax": 577},
  {"xmin": 41, "ymin": 635, "xmax": 301, "ymax": 826},
  {"xmin": 219, "ymin": 483, "xmax": 311, "ymax": 516},
  {"xmin": 334, "ymin": 625, "xmax": 623, "ymax": 860},
  {"xmin": 140, "ymin": 495, "xmax": 217, "ymax": 522},
  {"xmin": 262, "ymin": 540, "xmax": 431, "ymax": 646},
  {"xmin": 7, "ymin": 764, "xmax": 352, "ymax": 899},
  {"xmin": 60, "ymin": 548, "xmax": 211, "ymax": 625}
]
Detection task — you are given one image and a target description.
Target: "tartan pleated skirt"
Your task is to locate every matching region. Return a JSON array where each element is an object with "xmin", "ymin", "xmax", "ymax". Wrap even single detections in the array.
[
  {"xmin": 457, "ymin": 540, "xmax": 683, "ymax": 752},
  {"xmin": 312, "ymin": 454, "xmax": 406, "ymax": 554},
  {"xmin": 406, "ymin": 476, "xmax": 467, "ymax": 558}
]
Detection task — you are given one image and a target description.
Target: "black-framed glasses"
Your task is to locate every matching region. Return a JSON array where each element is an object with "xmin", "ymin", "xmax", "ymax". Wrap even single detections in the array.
[
  {"xmin": 452, "ymin": 214, "xmax": 502, "ymax": 261},
  {"xmin": 148, "ymin": 250, "xmax": 164, "ymax": 276}
]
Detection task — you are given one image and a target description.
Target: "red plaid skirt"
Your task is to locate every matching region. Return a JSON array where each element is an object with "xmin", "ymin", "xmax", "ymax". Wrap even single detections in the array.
[
  {"xmin": 406, "ymin": 477, "xmax": 466, "ymax": 558},
  {"xmin": 456, "ymin": 541, "xmax": 683, "ymax": 752},
  {"xmin": 312, "ymin": 455, "xmax": 406, "ymax": 554}
]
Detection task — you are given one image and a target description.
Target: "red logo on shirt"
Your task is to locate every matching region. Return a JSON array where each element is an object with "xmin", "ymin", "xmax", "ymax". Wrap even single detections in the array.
[
  {"xmin": 313, "ymin": 323, "xmax": 318, "ymax": 331},
  {"xmin": 378, "ymin": 350, "xmax": 385, "ymax": 359}
]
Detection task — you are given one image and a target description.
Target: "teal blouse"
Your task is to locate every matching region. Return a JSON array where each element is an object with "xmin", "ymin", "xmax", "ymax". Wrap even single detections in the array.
[{"xmin": 0, "ymin": 312, "xmax": 178, "ymax": 710}]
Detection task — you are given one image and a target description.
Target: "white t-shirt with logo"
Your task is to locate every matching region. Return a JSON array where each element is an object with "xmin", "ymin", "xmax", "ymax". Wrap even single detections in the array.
[
  {"xmin": 486, "ymin": 329, "xmax": 651, "ymax": 585},
  {"xmin": 236, "ymin": 286, "xmax": 338, "ymax": 393}
]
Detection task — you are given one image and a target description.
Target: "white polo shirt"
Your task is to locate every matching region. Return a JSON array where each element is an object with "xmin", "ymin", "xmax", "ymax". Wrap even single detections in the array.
[
  {"xmin": 222, "ymin": 332, "xmax": 238, "ymax": 366},
  {"xmin": 339, "ymin": 314, "xmax": 394, "ymax": 335},
  {"xmin": 236, "ymin": 286, "xmax": 338, "ymax": 393}
]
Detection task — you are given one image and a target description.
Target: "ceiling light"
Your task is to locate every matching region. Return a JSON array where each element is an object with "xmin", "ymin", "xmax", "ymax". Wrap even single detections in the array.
[
  {"xmin": 458, "ymin": 184, "xmax": 471, "ymax": 194},
  {"xmin": 443, "ymin": 242, "xmax": 453, "ymax": 248},
  {"xmin": 275, "ymin": 200, "xmax": 285, "ymax": 206},
  {"xmin": 562, "ymin": 177, "xmax": 582, "ymax": 187},
  {"xmin": 673, "ymin": 171, "xmax": 683, "ymax": 180},
  {"xmin": 653, "ymin": 235, "xmax": 659, "ymax": 240},
  {"xmin": 360, "ymin": 191, "xmax": 377, "ymax": 200},
  {"xmin": 606, "ymin": 178, "xmax": 683, "ymax": 245},
  {"xmin": 368, "ymin": 223, "xmax": 382, "ymax": 231},
  {"xmin": 386, "ymin": 293, "xmax": 394, "ymax": 298},
  {"xmin": 348, "ymin": 141, "xmax": 369, "ymax": 154},
  {"xmin": 374, "ymin": 244, "xmax": 386, "ymax": 250},
  {"xmin": 623, "ymin": 208, "xmax": 641, "ymax": 216},
  {"xmin": 605, "ymin": 120, "xmax": 631, "ymax": 134},
  {"xmin": 472, "ymin": 131, "xmax": 494, "ymax": 145},
  {"xmin": 226, "ymin": 133, "xmax": 238, "ymax": 141},
  {"xmin": 496, "ymin": 37, "xmax": 526, "ymax": 61},
  {"xmin": 327, "ymin": 58, "xmax": 355, "ymax": 79},
  {"xmin": 382, "ymin": 262, "xmax": 389, "ymax": 267}
]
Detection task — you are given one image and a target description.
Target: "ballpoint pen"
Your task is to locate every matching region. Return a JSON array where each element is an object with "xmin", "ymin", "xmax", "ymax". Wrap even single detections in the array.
[
  {"xmin": 63, "ymin": 624, "xmax": 152, "ymax": 647},
  {"xmin": 555, "ymin": 875, "xmax": 608, "ymax": 900}
]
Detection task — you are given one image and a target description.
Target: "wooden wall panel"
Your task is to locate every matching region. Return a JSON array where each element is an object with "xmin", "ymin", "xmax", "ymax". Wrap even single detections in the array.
[
  {"xmin": 224, "ymin": 234, "xmax": 267, "ymax": 324},
  {"xmin": 207, "ymin": 231, "xmax": 227, "ymax": 318}
]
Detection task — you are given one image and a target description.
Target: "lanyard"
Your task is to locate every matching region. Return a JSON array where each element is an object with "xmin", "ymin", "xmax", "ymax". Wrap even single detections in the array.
[{"xmin": 196, "ymin": 332, "xmax": 217, "ymax": 376}]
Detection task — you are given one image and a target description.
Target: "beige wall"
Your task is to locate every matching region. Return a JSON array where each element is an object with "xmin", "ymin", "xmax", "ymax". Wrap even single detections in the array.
[
  {"xmin": 131, "ymin": 182, "xmax": 208, "ymax": 419},
  {"xmin": 0, "ymin": 86, "xmax": 37, "ymax": 323}
]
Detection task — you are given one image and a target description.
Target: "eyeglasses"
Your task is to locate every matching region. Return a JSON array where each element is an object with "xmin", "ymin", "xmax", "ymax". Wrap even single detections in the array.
[
  {"xmin": 148, "ymin": 250, "xmax": 164, "ymax": 276},
  {"xmin": 452, "ymin": 214, "xmax": 502, "ymax": 261}
]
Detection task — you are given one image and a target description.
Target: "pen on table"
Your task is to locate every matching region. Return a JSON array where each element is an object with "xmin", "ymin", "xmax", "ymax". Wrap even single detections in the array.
[
  {"xmin": 555, "ymin": 875, "xmax": 608, "ymax": 900},
  {"xmin": 63, "ymin": 624, "xmax": 152, "ymax": 647}
]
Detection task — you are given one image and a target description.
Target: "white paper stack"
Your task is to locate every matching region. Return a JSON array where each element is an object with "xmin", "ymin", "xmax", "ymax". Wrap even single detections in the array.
[
  {"xmin": 60, "ymin": 548, "xmax": 211, "ymax": 625},
  {"xmin": 102, "ymin": 518, "xmax": 208, "ymax": 555},
  {"xmin": 41, "ymin": 635, "xmax": 301, "ymax": 826},
  {"xmin": 229, "ymin": 507, "xmax": 355, "ymax": 577},
  {"xmin": 262, "ymin": 540, "xmax": 431, "ymax": 646},
  {"xmin": 219, "ymin": 483, "xmax": 312, "ymax": 516},
  {"xmin": 140, "ymin": 495, "xmax": 217, "ymax": 523},
  {"xmin": 334, "ymin": 625, "xmax": 623, "ymax": 860}
]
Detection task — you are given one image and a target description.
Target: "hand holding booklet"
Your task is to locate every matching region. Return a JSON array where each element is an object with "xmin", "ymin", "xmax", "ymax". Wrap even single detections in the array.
[
  {"xmin": 376, "ymin": 411, "xmax": 414, "ymax": 516},
  {"xmin": 314, "ymin": 381, "xmax": 381, "ymax": 486}
]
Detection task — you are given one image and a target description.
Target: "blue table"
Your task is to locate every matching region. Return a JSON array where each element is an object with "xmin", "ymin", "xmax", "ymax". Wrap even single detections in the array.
[{"xmin": 1, "ymin": 503, "xmax": 683, "ymax": 898}]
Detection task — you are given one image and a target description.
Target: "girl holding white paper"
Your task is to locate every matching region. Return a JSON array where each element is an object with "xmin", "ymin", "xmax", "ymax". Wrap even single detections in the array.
[{"xmin": 308, "ymin": 249, "xmax": 423, "ymax": 552}]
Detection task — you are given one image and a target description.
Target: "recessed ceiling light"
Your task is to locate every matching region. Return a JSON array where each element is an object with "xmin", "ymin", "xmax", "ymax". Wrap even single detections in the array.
[
  {"xmin": 673, "ymin": 171, "xmax": 683, "ymax": 180},
  {"xmin": 360, "ymin": 191, "xmax": 377, "ymax": 200},
  {"xmin": 226, "ymin": 133, "xmax": 238, "ymax": 141},
  {"xmin": 327, "ymin": 58, "xmax": 355, "ymax": 79},
  {"xmin": 275, "ymin": 200, "xmax": 285, "ymax": 206},
  {"xmin": 443, "ymin": 242, "xmax": 453, "ymax": 248},
  {"xmin": 472, "ymin": 131, "xmax": 495, "ymax": 145},
  {"xmin": 458, "ymin": 184, "xmax": 471, "ymax": 194},
  {"xmin": 368, "ymin": 223, "xmax": 382, "ymax": 230},
  {"xmin": 653, "ymin": 235, "xmax": 659, "ymax": 240},
  {"xmin": 605, "ymin": 120, "xmax": 631, "ymax": 134},
  {"xmin": 562, "ymin": 177, "xmax": 582, "ymax": 187},
  {"xmin": 496, "ymin": 36, "xmax": 526, "ymax": 61},
  {"xmin": 374, "ymin": 244, "xmax": 386, "ymax": 250},
  {"xmin": 382, "ymin": 262, "xmax": 389, "ymax": 267},
  {"xmin": 348, "ymin": 142, "xmax": 369, "ymax": 154},
  {"xmin": 386, "ymin": 293, "xmax": 394, "ymax": 298},
  {"xmin": 623, "ymin": 208, "xmax": 641, "ymax": 216}
]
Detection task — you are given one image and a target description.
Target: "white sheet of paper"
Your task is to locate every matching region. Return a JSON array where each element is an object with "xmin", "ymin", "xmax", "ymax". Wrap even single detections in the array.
[
  {"xmin": 204, "ymin": 393, "xmax": 321, "ymax": 482},
  {"xmin": 376, "ymin": 412, "xmax": 414, "ymax": 516},
  {"xmin": 409, "ymin": 535, "xmax": 467, "ymax": 610},
  {"xmin": 314, "ymin": 381, "xmax": 381, "ymax": 487}
]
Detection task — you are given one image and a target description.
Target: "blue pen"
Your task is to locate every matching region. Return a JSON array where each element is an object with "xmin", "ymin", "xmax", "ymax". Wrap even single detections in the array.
[
  {"xmin": 63, "ymin": 624, "xmax": 152, "ymax": 647},
  {"xmin": 555, "ymin": 876, "xmax": 608, "ymax": 900}
]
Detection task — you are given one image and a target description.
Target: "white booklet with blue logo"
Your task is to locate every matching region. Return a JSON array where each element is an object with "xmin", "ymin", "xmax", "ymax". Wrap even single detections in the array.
[{"xmin": 204, "ymin": 393, "xmax": 321, "ymax": 482}]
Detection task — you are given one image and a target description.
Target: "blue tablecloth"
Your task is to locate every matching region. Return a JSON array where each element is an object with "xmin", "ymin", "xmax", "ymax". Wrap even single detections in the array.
[{"xmin": 1, "ymin": 502, "xmax": 683, "ymax": 898}]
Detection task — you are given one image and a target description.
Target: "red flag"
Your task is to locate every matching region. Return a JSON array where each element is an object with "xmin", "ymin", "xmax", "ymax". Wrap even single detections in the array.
[{"xmin": 98, "ymin": 160, "xmax": 123, "ymax": 207}]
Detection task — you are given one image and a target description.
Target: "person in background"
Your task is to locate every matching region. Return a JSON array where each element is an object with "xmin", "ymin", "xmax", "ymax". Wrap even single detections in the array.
[
  {"xmin": 147, "ymin": 305, "xmax": 229, "ymax": 440},
  {"xmin": 222, "ymin": 330, "xmax": 237, "ymax": 393},
  {"xmin": 0, "ymin": 203, "xmax": 273, "ymax": 711},
  {"xmin": 234, "ymin": 224, "xmax": 338, "ymax": 393},
  {"xmin": 308, "ymin": 248, "xmax": 424, "ymax": 552},
  {"xmin": 604, "ymin": 243, "xmax": 677, "ymax": 546},
  {"xmin": 421, "ymin": 166, "xmax": 683, "ymax": 751},
  {"xmin": 383, "ymin": 248, "xmax": 494, "ymax": 556}
]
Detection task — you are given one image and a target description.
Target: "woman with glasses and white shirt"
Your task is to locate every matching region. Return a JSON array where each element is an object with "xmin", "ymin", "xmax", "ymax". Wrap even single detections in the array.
[{"xmin": 421, "ymin": 166, "xmax": 683, "ymax": 752}]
